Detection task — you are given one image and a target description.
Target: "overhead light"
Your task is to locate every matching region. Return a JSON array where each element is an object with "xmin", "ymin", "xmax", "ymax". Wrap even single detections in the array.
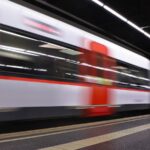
[
  {"xmin": 127, "ymin": 21, "xmax": 150, "ymax": 38},
  {"xmin": 91, "ymin": 0, "xmax": 104, "ymax": 7},
  {"xmin": 91, "ymin": 0, "xmax": 150, "ymax": 39},
  {"xmin": 103, "ymin": 5, "xmax": 127, "ymax": 22},
  {"xmin": 127, "ymin": 21, "xmax": 144, "ymax": 33}
]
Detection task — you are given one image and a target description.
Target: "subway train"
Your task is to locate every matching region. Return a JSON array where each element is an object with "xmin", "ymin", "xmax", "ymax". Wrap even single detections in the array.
[{"xmin": 0, "ymin": 0, "xmax": 149, "ymax": 121}]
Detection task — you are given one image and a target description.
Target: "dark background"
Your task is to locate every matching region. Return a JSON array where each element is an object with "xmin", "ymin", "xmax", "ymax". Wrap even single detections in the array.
[{"xmin": 23, "ymin": 0, "xmax": 150, "ymax": 58}]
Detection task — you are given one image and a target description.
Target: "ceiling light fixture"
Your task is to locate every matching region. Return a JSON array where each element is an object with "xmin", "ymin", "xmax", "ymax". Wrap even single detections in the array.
[
  {"xmin": 103, "ymin": 5, "xmax": 127, "ymax": 22},
  {"xmin": 91, "ymin": 0, "xmax": 150, "ymax": 39},
  {"xmin": 91, "ymin": 0, "xmax": 104, "ymax": 7}
]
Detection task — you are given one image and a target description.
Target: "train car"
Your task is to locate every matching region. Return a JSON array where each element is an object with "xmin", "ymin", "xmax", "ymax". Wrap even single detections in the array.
[{"xmin": 0, "ymin": 0, "xmax": 149, "ymax": 121}]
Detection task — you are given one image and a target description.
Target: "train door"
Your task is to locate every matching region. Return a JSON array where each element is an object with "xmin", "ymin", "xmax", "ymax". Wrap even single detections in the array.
[{"xmin": 81, "ymin": 42, "xmax": 116, "ymax": 116}]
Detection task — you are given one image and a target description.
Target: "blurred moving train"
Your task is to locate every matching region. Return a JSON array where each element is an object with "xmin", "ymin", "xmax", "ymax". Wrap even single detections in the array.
[{"xmin": 0, "ymin": 0, "xmax": 149, "ymax": 121}]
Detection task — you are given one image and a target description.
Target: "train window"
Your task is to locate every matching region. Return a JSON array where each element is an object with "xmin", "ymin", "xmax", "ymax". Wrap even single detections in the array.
[
  {"xmin": 79, "ymin": 50, "xmax": 97, "ymax": 82},
  {"xmin": 103, "ymin": 56, "xmax": 116, "ymax": 81},
  {"xmin": 94, "ymin": 55, "xmax": 115, "ymax": 86},
  {"xmin": 79, "ymin": 52, "xmax": 115, "ymax": 85},
  {"xmin": 79, "ymin": 50, "xmax": 107, "ymax": 84},
  {"xmin": 96, "ymin": 54, "xmax": 104, "ymax": 77},
  {"xmin": 115, "ymin": 61, "xmax": 149, "ymax": 90},
  {"xmin": 0, "ymin": 29, "xmax": 81, "ymax": 82}
]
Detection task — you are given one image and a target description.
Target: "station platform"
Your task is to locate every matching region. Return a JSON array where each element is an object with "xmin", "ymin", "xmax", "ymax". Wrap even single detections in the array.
[{"xmin": 0, "ymin": 114, "xmax": 150, "ymax": 150}]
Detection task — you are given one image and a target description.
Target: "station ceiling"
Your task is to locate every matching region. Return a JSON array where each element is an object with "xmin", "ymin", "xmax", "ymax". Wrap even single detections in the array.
[{"xmin": 24, "ymin": 0, "xmax": 150, "ymax": 58}]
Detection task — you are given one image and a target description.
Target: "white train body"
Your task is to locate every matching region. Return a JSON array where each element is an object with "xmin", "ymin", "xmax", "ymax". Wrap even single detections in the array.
[{"xmin": 0, "ymin": 0, "xmax": 149, "ymax": 120}]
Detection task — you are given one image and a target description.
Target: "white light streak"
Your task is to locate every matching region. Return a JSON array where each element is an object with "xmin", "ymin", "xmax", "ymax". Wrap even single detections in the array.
[
  {"xmin": 6, "ymin": 65, "xmax": 31, "ymax": 70},
  {"xmin": 0, "ymin": 45, "xmax": 38, "ymax": 56},
  {"xmin": 103, "ymin": 5, "xmax": 127, "ymax": 22},
  {"xmin": 91, "ymin": 0, "xmax": 150, "ymax": 39},
  {"xmin": 0, "ymin": 63, "xmax": 47, "ymax": 72},
  {"xmin": 34, "ymin": 68, "xmax": 47, "ymax": 72},
  {"xmin": 91, "ymin": 0, "xmax": 104, "ymax": 7},
  {"xmin": 80, "ymin": 62, "xmax": 149, "ymax": 81}
]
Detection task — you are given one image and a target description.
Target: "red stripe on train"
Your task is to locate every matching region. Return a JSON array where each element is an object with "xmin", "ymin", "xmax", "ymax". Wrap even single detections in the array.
[{"xmin": 0, "ymin": 75, "xmax": 149, "ymax": 92}]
